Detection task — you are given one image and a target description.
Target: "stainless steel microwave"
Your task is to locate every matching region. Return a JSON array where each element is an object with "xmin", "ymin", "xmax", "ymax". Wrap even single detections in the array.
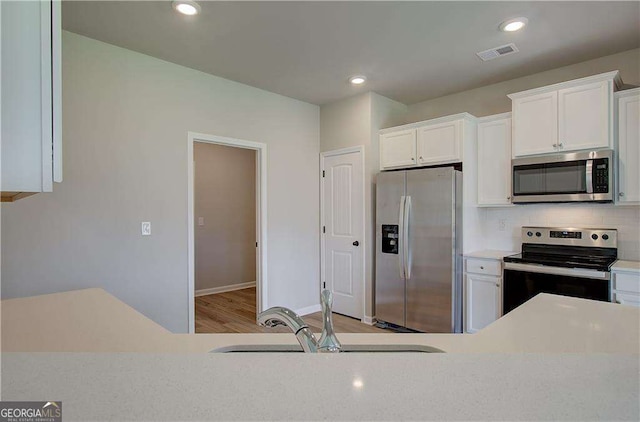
[{"xmin": 512, "ymin": 150, "xmax": 613, "ymax": 203}]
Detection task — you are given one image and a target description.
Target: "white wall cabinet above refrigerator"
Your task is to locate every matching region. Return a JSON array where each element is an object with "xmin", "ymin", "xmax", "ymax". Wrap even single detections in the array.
[
  {"xmin": 379, "ymin": 113, "xmax": 476, "ymax": 171},
  {"xmin": 477, "ymin": 113, "xmax": 512, "ymax": 207},
  {"xmin": 615, "ymin": 88, "xmax": 640, "ymax": 206},
  {"xmin": 1, "ymin": 0, "xmax": 62, "ymax": 202},
  {"xmin": 379, "ymin": 129, "xmax": 417, "ymax": 169},
  {"xmin": 508, "ymin": 71, "xmax": 621, "ymax": 158}
]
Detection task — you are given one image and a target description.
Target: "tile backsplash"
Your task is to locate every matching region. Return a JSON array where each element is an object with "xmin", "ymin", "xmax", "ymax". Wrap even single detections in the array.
[{"xmin": 479, "ymin": 204, "xmax": 640, "ymax": 260}]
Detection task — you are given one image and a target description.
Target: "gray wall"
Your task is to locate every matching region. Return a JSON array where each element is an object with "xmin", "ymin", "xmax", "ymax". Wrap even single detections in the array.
[
  {"xmin": 194, "ymin": 143, "xmax": 256, "ymax": 292},
  {"xmin": 1, "ymin": 32, "xmax": 320, "ymax": 332},
  {"xmin": 405, "ymin": 48, "xmax": 640, "ymax": 122}
]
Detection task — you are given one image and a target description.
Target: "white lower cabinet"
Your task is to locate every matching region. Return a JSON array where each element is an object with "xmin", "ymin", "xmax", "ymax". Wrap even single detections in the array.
[
  {"xmin": 464, "ymin": 258, "xmax": 502, "ymax": 333},
  {"xmin": 611, "ymin": 265, "xmax": 640, "ymax": 308}
]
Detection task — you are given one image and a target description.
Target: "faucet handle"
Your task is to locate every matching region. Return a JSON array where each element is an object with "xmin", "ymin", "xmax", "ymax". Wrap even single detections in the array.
[{"xmin": 318, "ymin": 289, "xmax": 342, "ymax": 353}]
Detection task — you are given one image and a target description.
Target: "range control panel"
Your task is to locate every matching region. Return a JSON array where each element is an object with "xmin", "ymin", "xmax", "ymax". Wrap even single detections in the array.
[{"xmin": 522, "ymin": 227, "xmax": 617, "ymax": 248}]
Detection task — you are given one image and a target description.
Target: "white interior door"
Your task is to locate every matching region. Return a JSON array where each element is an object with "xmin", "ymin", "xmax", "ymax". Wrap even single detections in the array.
[{"xmin": 322, "ymin": 148, "xmax": 364, "ymax": 319}]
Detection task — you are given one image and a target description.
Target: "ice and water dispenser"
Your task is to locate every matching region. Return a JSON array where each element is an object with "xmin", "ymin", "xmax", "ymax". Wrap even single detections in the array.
[{"xmin": 381, "ymin": 225, "xmax": 399, "ymax": 254}]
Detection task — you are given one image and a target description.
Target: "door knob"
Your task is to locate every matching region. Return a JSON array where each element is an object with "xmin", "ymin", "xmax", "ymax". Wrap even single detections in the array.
[{"xmin": 352, "ymin": 241, "xmax": 360, "ymax": 246}]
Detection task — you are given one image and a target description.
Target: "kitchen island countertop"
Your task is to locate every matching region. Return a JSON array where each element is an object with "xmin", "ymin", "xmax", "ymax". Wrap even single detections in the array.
[{"xmin": 1, "ymin": 289, "xmax": 639, "ymax": 421}]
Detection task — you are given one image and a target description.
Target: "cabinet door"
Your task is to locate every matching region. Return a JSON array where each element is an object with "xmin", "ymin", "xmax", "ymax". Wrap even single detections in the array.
[
  {"xmin": 477, "ymin": 118, "xmax": 512, "ymax": 206},
  {"xmin": 380, "ymin": 129, "xmax": 417, "ymax": 170},
  {"xmin": 512, "ymin": 92, "xmax": 558, "ymax": 157},
  {"xmin": 558, "ymin": 81, "xmax": 611, "ymax": 152},
  {"xmin": 617, "ymin": 92, "xmax": 640, "ymax": 204},
  {"xmin": 465, "ymin": 273, "xmax": 500, "ymax": 333},
  {"xmin": 613, "ymin": 292, "xmax": 640, "ymax": 308},
  {"xmin": 1, "ymin": 0, "xmax": 61, "ymax": 200},
  {"xmin": 416, "ymin": 120, "xmax": 462, "ymax": 165}
]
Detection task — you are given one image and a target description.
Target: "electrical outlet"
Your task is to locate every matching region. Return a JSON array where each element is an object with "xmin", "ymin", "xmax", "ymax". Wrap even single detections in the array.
[
  {"xmin": 498, "ymin": 219, "xmax": 506, "ymax": 232},
  {"xmin": 198, "ymin": 217, "xmax": 204, "ymax": 226},
  {"xmin": 141, "ymin": 222, "xmax": 151, "ymax": 236}
]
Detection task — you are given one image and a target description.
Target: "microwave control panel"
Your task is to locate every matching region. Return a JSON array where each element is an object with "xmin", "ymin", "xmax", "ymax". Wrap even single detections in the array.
[{"xmin": 593, "ymin": 158, "xmax": 609, "ymax": 193}]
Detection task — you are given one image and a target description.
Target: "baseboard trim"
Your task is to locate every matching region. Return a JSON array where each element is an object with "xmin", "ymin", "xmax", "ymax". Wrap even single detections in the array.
[
  {"xmin": 362, "ymin": 315, "xmax": 376, "ymax": 325},
  {"xmin": 295, "ymin": 304, "xmax": 321, "ymax": 316},
  {"xmin": 195, "ymin": 281, "xmax": 256, "ymax": 297}
]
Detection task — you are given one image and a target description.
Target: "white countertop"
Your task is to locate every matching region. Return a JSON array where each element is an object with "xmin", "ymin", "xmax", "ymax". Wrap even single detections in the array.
[
  {"xmin": 3, "ymin": 353, "xmax": 638, "ymax": 421},
  {"xmin": 2, "ymin": 289, "xmax": 639, "ymax": 420},
  {"xmin": 464, "ymin": 249, "xmax": 519, "ymax": 260},
  {"xmin": 612, "ymin": 259, "xmax": 640, "ymax": 273},
  {"xmin": 2, "ymin": 288, "xmax": 638, "ymax": 354}
]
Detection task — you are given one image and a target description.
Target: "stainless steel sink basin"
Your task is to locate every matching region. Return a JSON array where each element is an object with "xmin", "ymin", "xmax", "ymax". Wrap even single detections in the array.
[{"xmin": 211, "ymin": 344, "xmax": 444, "ymax": 353}]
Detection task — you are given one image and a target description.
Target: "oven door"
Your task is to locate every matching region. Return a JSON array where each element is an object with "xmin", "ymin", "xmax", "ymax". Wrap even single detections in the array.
[{"xmin": 503, "ymin": 262, "xmax": 611, "ymax": 314}]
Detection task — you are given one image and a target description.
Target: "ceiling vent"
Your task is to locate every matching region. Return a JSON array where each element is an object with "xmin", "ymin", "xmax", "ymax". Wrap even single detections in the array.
[{"xmin": 476, "ymin": 43, "xmax": 519, "ymax": 61}]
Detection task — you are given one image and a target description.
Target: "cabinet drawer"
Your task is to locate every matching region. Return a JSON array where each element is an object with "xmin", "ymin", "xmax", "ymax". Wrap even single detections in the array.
[
  {"xmin": 613, "ymin": 272, "xmax": 640, "ymax": 293},
  {"xmin": 612, "ymin": 291, "xmax": 640, "ymax": 308},
  {"xmin": 465, "ymin": 259, "xmax": 501, "ymax": 276}
]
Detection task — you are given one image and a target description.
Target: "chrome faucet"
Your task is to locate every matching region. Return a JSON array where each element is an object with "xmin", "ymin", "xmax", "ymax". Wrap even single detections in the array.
[{"xmin": 257, "ymin": 290, "xmax": 342, "ymax": 353}]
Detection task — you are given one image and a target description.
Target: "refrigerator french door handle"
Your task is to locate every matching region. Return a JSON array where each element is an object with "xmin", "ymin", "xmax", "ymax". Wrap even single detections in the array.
[
  {"xmin": 404, "ymin": 196, "xmax": 412, "ymax": 280},
  {"xmin": 398, "ymin": 196, "xmax": 406, "ymax": 280}
]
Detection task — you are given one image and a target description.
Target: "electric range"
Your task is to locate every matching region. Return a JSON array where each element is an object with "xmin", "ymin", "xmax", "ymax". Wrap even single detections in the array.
[{"xmin": 502, "ymin": 227, "xmax": 617, "ymax": 314}]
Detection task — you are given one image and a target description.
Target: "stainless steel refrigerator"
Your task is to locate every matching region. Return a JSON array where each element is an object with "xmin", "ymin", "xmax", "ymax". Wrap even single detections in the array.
[{"xmin": 375, "ymin": 167, "xmax": 463, "ymax": 333}]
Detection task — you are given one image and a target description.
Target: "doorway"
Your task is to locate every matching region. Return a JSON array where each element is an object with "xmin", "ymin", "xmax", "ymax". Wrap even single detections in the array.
[
  {"xmin": 187, "ymin": 132, "xmax": 267, "ymax": 334},
  {"xmin": 320, "ymin": 146, "xmax": 365, "ymax": 320}
]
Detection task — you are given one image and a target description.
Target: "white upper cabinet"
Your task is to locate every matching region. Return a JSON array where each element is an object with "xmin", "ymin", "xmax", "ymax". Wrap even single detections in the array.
[
  {"xmin": 477, "ymin": 113, "xmax": 512, "ymax": 206},
  {"xmin": 511, "ymin": 91, "xmax": 558, "ymax": 156},
  {"xmin": 1, "ymin": 0, "xmax": 62, "ymax": 202},
  {"xmin": 615, "ymin": 88, "xmax": 640, "ymax": 205},
  {"xmin": 379, "ymin": 113, "xmax": 475, "ymax": 171},
  {"xmin": 379, "ymin": 129, "xmax": 417, "ymax": 169},
  {"xmin": 416, "ymin": 119, "xmax": 462, "ymax": 166},
  {"xmin": 509, "ymin": 71, "xmax": 620, "ymax": 158},
  {"xmin": 558, "ymin": 81, "xmax": 610, "ymax": 151}
]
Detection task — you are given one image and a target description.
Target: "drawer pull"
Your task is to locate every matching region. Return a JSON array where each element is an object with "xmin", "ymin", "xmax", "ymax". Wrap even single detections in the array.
[{"xmin": 480, "ymin": 266, "xmax": 484, "ymax": 270}]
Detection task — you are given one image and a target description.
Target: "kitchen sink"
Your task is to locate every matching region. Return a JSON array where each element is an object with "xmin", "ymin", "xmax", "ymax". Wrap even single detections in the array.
[{"xmin": 211, "ymin": 344, "xmax": 444, "ymax": 353}]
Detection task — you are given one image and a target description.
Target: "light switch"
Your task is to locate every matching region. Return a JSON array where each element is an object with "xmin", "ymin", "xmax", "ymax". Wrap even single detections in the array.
[
  {"xmin": 198, "ymin": 217, "xmax": 204, "ymax": 227},
  {"xmin": 141, "ymin": 222, "xmax": 151, "ymax": 236}
]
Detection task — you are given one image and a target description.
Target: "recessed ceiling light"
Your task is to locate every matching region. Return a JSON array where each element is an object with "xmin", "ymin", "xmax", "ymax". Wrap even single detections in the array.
[
  {"xmin": 172, "ymin": 0, "xmax": 201, "ymax": 16},
  {"xmin": 499, "ymin": 17, "xmax": 528, "ymax": 32},
  {"xmin": 349, "ymin": 75, "xmax": 367, "ymax": 85}
]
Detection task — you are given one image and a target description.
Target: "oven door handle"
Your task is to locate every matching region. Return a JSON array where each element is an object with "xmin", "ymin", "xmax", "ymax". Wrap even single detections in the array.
[
  {"xmin": 586, "ymin": 159, "xmax": 594, "ymax": 194},
  {"xmin": 503, "ymin": 262, "xmax": 610, "ymax": 280}
]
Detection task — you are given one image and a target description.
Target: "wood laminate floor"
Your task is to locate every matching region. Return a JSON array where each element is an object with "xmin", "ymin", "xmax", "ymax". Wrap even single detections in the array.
[{"xmin": 195, "ymin": 287, "xmax": 387, "ymax": 334}]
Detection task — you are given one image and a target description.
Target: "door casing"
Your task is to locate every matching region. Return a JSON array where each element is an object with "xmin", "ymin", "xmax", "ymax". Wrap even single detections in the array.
[{"xmin": 187, "ymin": 132, "xmax": 267, "ymax": 334}]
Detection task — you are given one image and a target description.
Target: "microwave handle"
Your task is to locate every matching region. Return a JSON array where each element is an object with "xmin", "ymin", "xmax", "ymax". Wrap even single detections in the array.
[{"xmin": 586, "ymin": 159, "xmax": 593, "ymax": 194}]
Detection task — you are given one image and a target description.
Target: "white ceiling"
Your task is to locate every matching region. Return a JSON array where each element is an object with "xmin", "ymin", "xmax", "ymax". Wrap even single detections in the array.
[{"xmin": 62, "ymin": 1, "xmax": 640, "ymax": 106}]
